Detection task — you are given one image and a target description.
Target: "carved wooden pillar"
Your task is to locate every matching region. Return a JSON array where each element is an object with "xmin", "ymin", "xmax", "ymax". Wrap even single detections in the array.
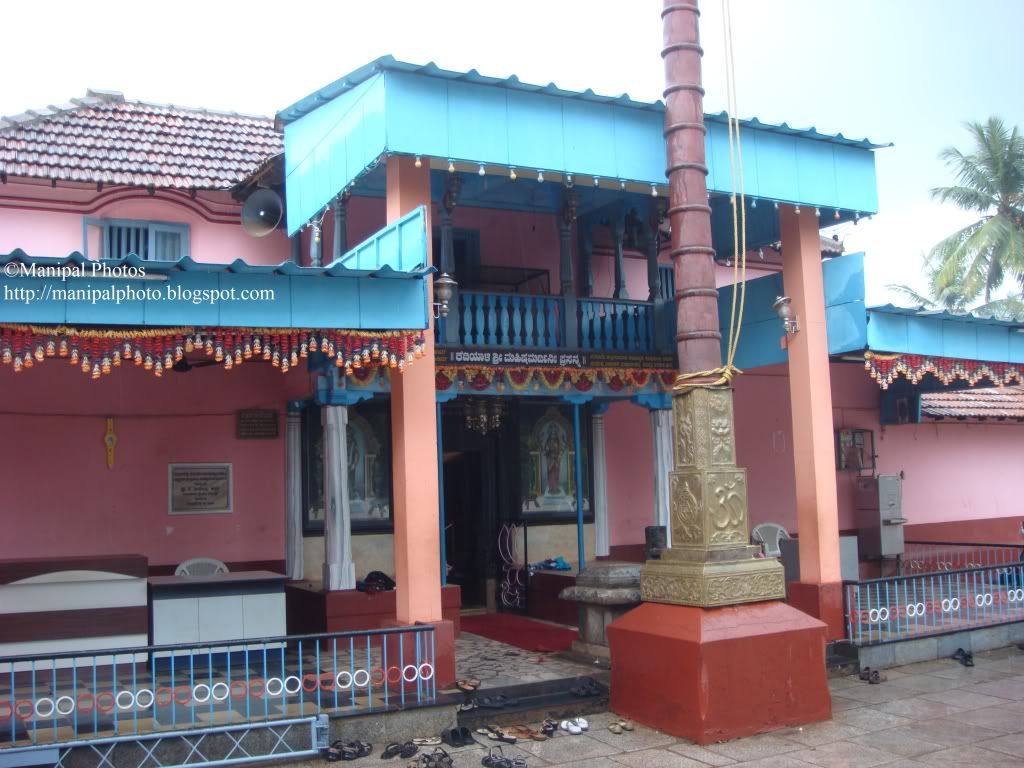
[
  {"xmin": 611, "ymin": 211, "xmax": 628, "ymax": 300},
  {"xmin": 332, "ymin": 192, "xmax": 349, "ymax": 261},
  {"xmin": 322, "ymin": 404, "xmax": 355, "ymax": 590},
  {"xmin": 441, "ymin": 176, "xmax": 461, "ymax": 344},
  {"xmin": 639, "ymin": 0, "xmax": 784, "ymax": 607},
  {"xmin": 592, "ymin": 409, "xmax": 610, "ymax": 558},
  {"xmin": 560, "ymin": 190, "xmax": 579, "ymax": 348},
  {"xmin": 578, "ymin": 219, "xmax": 594, "ymax": 298}
]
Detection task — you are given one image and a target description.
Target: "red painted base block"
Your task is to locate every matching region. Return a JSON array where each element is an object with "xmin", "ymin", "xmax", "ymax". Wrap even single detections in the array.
[
  {"xmin": 606, "ymin": 601, "xmax": 831, "ymax": 745},
  {"xmin": 787, "ymin": 582, "xmax": 845, "ymax": 641},
  {"xmin": 381, "ymin": 617, "xmax": 457, "ymax": 690}
]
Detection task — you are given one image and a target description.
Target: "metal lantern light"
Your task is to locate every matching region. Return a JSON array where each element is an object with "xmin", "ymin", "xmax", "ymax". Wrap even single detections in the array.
[
  {"xmin": 433, "ymin": 273, "xmax": 458, "ymax": 318},
  {"xmin": 772, "ymin": 296, "xmax": 800, "ymax": 335}
]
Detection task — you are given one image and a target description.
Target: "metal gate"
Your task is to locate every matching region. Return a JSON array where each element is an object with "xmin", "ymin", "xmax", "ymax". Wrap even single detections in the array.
[{"xmin": 0, "ymin": 715, "xmax": 327, "ymax": 768}]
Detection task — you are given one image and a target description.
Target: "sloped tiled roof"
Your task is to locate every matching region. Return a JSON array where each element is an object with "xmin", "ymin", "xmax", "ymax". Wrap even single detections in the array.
[
  {"xmin": 0, "ymin": 90, "xmax": 282, "ymax": 190},
  {"xmin": 921, "ymin": 386, "xmax": 1024, "ymax": 421}
]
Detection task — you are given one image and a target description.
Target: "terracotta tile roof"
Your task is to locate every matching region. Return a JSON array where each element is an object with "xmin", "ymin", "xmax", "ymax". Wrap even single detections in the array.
[
  {"xmin": 921, "ymin": 386, "xmax": 1024, "ymax": 421},
  {"xmin": 0, "ymin": 90, "xmax": 282, "ymax": 190}
]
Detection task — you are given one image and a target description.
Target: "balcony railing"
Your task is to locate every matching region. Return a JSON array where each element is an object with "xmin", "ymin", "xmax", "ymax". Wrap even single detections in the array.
[
  {"xmin": 456, "ymin": 291, "xmax": 565, "ymax": 348},
  {"xmin": 1, "ymin": 626, "xmax": 435, "ymax": 748},
  {"xmin": 901, "ymin": 541, "xmax": 1024, "ymax": 574},
  {"xmin": 450, "ymin": 290, "xmax": 663, "ymax": 354},
  {"xmin": 844, "ymin": 562, "xmax": 1024, "ymax": 645},
  {"xmin": 577, "ymin": 298, "xmax": 655, "ymax": 353}
]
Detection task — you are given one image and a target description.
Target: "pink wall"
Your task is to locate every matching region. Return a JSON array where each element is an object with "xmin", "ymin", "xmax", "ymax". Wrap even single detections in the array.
[
  {"xmin": 732, "ymin": 361, "xmax": 1024, "ymax": 538},
  {"xmin": 604, "ymin": 401, "xmax": 655, "ymax": 546},
  {"xmin": 0, "ymin": 360, "xmax": 305, "ymax": 567},
  {"xmin": 0, "ymin": 180, "xmax": 289, "ymax": 265}
]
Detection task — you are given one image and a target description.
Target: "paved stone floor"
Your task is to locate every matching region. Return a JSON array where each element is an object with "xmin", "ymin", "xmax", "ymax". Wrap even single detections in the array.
[
  {"xmin": 453, "ymin": 631, "xmax": 599, "ymax": 689},
  {"xmin": 290, "ymin": 644, "xmax": 1024, "ymax": 768}
]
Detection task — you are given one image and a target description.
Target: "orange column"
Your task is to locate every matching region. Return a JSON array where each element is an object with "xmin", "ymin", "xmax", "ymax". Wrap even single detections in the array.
[
  {"xmin": 386, "ymin": 156, "xmax": 442, "ymax": 624},
  {"xmin": 778, "ymin": 204, "xmax": 844, "ymax": 639}
]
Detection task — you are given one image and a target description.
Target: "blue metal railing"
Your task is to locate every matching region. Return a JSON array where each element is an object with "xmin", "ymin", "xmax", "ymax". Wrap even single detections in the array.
[
  {"xmin": 578, "ymin": 298, "xmax": 655, "ymax": 353},
  {"xmin": 0, "ymin": 626, "xmax": 436, "ymax": 748},
  {"xmin": 844, "ymin": 562, "xmax": 1024, "ymax": 645},
  {"xmin": 457, "ymin": 291, "xmax": 565, "ymax": 348},
  {"xmin": 901, "ymin": 541, "xmax": 1024, "ymax": 574}
]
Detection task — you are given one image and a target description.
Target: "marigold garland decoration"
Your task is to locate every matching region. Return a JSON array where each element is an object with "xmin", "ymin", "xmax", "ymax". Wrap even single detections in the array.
[
  {"xmin": 864, "ymin": 351, "xmax": 1024, "ymax": 390},
  {"xmin": 434, "ymin": 366, "xmax": 668, "ymax": 394},
  {"xmin": 0, "ymin": 324, "xmax": 425, "ymax": 380}
]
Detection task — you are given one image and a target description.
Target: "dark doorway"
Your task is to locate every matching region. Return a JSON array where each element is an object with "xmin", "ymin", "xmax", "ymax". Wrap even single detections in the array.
[{"xmin": 443, "ymin": 449, "xmax": 486, "ymax": 606}]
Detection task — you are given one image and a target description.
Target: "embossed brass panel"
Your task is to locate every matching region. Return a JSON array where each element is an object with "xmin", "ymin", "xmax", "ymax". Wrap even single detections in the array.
[{"xmin": 642, "ymin": 385, "xmax": 785, "ymax": 607}]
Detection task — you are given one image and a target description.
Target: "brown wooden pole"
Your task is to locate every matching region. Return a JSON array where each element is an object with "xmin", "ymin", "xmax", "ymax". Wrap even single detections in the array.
[{"xmin": 662, "ymin": 0, "xmax": 720, "ymax": 376}]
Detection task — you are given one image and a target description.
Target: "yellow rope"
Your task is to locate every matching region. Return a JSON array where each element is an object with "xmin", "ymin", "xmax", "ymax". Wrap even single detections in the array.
[{"xmin": 676, "ymin": 0, "xmax": 748, "ymax": 390}]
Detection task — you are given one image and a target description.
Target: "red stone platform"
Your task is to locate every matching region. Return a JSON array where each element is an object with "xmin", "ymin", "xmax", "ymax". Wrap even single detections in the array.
[{"xmin": 606, "ymin": 601, "xmax": 831, "ymax": 744}]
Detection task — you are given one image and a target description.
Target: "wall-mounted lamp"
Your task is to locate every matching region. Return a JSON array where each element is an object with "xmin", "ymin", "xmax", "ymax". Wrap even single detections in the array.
[
  {"xmin": 773, "ymin": 295, "xmax": 800, "ymax": 335},
  {"xmin": 433, "ymin": 273, "xmax": 458, "ymax": 318}
]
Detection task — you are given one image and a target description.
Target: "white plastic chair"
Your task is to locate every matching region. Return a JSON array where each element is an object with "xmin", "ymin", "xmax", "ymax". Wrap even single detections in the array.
[
  {"xmin": 751, "ymin": 523, "xmax": 791, "ymax": 558},
  {"xmin": 175, "ymin": 558, "xmax": 229, "ymax": 577}
]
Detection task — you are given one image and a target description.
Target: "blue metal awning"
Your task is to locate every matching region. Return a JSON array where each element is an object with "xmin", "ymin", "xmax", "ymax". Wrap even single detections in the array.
[
  {"xmin": 279, "ymin": 56, "xmax": 888, "ymax": 235},
  {"xmin": 0, "ymin": 207, "xmax": 432, "ymax": 330}
]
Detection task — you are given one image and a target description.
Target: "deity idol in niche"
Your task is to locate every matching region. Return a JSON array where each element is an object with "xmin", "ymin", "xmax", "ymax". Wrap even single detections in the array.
[{"xmin": 542, "ymin": 422, "xmax": 566, "ymax": 495}]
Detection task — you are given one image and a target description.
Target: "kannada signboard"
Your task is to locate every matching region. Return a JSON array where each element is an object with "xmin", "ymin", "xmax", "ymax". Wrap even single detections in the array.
[
  {"xmin": 168, "ymin": 463, "xmax": 232, "ymax": 515},
  {"xmin": 435, "ymin": 346, "xmax": 674, "ymax": 370},
  {"xmin": 236, "ymin": 409, "xmax": 279, "ymax": 439}
]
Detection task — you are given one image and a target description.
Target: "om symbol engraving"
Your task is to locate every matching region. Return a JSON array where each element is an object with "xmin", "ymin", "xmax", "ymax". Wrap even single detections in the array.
[{"xmin": 711, "ymin": 477, "xmax": 745, "ymax": 531}]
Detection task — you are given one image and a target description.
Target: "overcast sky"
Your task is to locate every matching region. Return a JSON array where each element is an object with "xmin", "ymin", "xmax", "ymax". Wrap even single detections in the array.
[{"xmin": 5, "ymin": 0, "xmax": 1022, "ymax": 306}]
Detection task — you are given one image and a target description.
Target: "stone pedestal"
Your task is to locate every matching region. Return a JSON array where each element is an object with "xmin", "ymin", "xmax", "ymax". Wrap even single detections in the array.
[{"xmin": 559, "ymin": 562, "xmax": 640, "ymax": 658}]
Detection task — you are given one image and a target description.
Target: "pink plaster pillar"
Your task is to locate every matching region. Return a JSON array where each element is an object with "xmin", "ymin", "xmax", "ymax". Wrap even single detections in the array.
[{"xmin": 779, "ymin": 204, "xmax": 844, "ymax": 638}]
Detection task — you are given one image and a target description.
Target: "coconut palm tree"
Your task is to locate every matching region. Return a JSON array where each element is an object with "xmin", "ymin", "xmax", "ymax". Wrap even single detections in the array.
[{"xmin": 889, "ymin": 117, "xmax": 1024, "ymax": 318}]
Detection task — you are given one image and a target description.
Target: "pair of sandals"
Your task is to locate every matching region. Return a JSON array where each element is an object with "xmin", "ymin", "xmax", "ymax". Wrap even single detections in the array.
[
  {"xmin": 953, "ymin": 648, "xmax": 975, "ymax": 667},
  {"xmin": 607, "ymin": 719, "xmax": 634, "ymax": 735},
  {"xmin": 412, "ymin": 748, "xmax": 454, "ymax": 768},
  {"xmin": 858, "ymin": 667, "xmax": 885, "ymax": 685},
  {"xmin": 381, "ymin": 742, "xmax": 420, "ymax": 760},
  {"xmin": 441, "ymin": 727, "xmax": 475, "ymax": 748},
  {"xmin": 559, "ymin": 717, "xmax": 589, "ymax": 735},
  {"xmin": 476, "ymin": 726, "xmax": 517, "ymax": 744},
  {"xmin": 456, "ymin": 678, "xmax": 482, "ymax": 692},
  {"xmin": 325, "ymin": 741, "xmax": 372, "ymax": 762},
  {"xmin": 481, "ymin": 747, "xmax": 526, "ymax": 768},
  {"xmin": 503, "ymin": 726, "xmax": 547, "ymax": 742}
]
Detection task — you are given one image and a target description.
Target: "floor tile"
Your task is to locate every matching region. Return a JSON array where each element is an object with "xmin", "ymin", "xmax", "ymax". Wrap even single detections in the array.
[
  {"xmin": 725, "ymin": 756, "xmax": 820, "ymax": 768},
  {"xmin": 951, "ymin": 704, "xmax": 1024, "ymax": 733},
  {"xmin": 517, "ymin": 735, "xmax": 620, "ymax": 763},
  {"xmin": 914, "ymin": 744, "xmax": 1024, "ymax": 766},
  {"xmin": 832, "ymin": 708, "xmax": 914, "ymax": 733},
  {"xmin": 608, "ymin": 747, "xmax": 710, "ymax": 768},
  {"xmin": 588, "ymin": 726, "xmax": 677, "ymax": 752},
  {"xmin": 874, "ymin": 698, "xmax": 967, "ymax": 721},
  {"xmin": 777, "ymin": 722, "xmax": 869, "ymax": 747},
  {"xmin": 916, "ymin": 690, "xmax": 1012, "ymax": 709},
  {"xmin": 829, "ymin": 696, "xmax": 866, "ymax": 712},
  {"xmin": 703, "ymin": 734, "xmax": 802, "ymax": 762},
  {"xmin": 975, "ymin": 731, "xmax": 1024, "ymax": 758},
  {"xmin": 847, "ymin": 728, "xmax": 945, "ymax": 758},
  {"xmin": 546, "ymin": 758, "xmax": 624, "ymax": 768},
  {"xmin": 666, "ymin": 742, "xmax": 737, "ymax": 766},
  {"xmin": 879, "ymin": 718, "xmax": 1005, "ymax": 747},
  {"xmin": 788, "ymin": 740, "xmax": 900, "ymax": 768}
]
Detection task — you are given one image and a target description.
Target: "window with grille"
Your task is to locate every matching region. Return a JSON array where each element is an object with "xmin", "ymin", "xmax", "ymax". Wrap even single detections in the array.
[{"xmin": 83, "ymin": 218, "xmax": 190, "ymax": 261}]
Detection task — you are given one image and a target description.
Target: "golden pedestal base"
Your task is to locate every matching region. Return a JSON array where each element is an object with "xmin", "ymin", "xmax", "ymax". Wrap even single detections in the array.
[{"xmin": 641, "ymin": 554, "xmax": 785, "ymax": 608}]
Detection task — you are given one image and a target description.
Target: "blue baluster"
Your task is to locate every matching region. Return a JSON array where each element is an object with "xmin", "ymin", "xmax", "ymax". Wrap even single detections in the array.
[{"xmin": 523, "ymin": 297, "xmax": 535, "ymax": 347}]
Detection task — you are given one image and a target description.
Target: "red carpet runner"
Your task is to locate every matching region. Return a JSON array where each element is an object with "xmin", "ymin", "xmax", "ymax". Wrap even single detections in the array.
[{"xmin": 460, "ymin": 613, "xmax": 577, "ymax": 652}]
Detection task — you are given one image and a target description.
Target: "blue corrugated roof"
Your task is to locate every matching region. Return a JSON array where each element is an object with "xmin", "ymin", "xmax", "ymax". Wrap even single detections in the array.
[
  {"xmin": 869, "ymin": 304, "xmax": 1024, "ymax": 327},
  {"xmin": 0, "ymin": 250, "xmax": 433, "ymax": 280},
  {"xmin": 276, "ymin": 55, "xmax": 890, "ymax": 150}
]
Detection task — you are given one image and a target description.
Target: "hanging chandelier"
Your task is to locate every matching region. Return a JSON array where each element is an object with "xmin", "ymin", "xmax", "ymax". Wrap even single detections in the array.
[{"xmin": 465, "ymin": 398, "xmax": 505, "ymax": 435}]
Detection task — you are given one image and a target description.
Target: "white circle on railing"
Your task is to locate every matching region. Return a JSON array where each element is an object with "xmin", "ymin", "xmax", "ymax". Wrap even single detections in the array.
[
  {"xmin": 115, "ymin": 691, "xmax": 135, "ymax": 710},
  {"xmin": 869, "ymin": 608, "xmax": 880, "ymax": 622},
  {"xmin": 402, "ymin": 665, "xmax": 418, "ymax": 682},
  {"xmin": 211, "ymin": 683, "xmax": 230, "ymax": 702},
  {"xmin": 917, "ymin": 602, "xmax": 926, "ymax": 615},
  {"xmin": 193, "ymin": 684, "xmax": 211, "ymax": 703},
  {"xmin": 942, "ymin": 598, "xmax": 951, "ymax": 612},
  {"xmin": 418, "ymin": 663, "xmax": 434, "ymax": 681},
  {"xmin": 976, "ymin": 594, "xmax": 985, "ymax": 607},
  {"xmin": 55, "ymin": 696, "xmax": 75, "ymax": 716},
  {"xmin": 951, "ymin": 597, "xmax": 961, "ymax": 611},
  {"xmin": 335, "ymin": 671, "xmax": 353, "ymax": 690},
  {"xmin": 878, "ymin": 607, "xmax": 890, "ymax": 622},
  {"xmin": 1016, "ymin": 589, "xmax": 1024, "ymax": 602},
  {"xmin": 906, "ymin": 603, "xmax": 917, "ymax": 617},
  {"xmin": 1009, "ymin": 590, "xmax": 1020, "ymax": 603},
  {"xmin": 34, "ymin": 698, "xmax": 55, "ymax": 718},
  {"xmin": 265, "ymin": 678, "xmax": 284, "ymax": 697},
  {"xmin": 986, "ymin": 593, "xmax": 994, "ymax": 606},
  {"xmin": 134, "ymin": 689, "xmax": 154, "ymax": 709},
  {"xmin": 284, "ymin": 676, "xmax": 302, "ymax": 695},
  {"xmin": 352, "ymin": 669, "xmax": 370, "ymax": 688}
]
